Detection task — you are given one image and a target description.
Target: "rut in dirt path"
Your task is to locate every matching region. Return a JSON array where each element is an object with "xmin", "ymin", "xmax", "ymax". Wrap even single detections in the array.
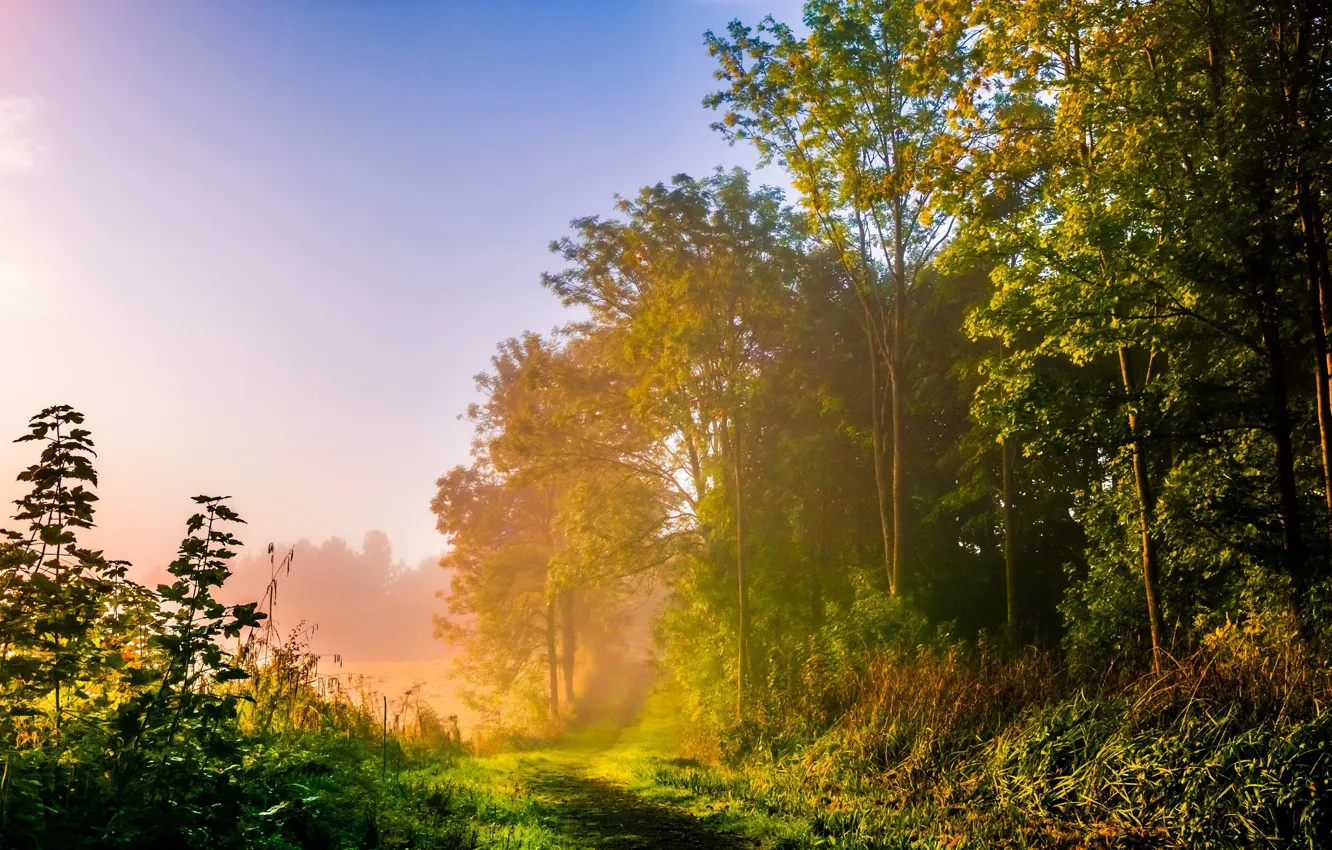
[{"xmin": 525, "ymin": 767, "xmax": 755, "ymax": 849}]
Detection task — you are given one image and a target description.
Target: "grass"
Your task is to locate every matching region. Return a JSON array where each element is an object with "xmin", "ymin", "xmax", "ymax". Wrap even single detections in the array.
[
  {"xmin": 411, "ymin": 694, "xmax": 838, "ymax": 850},
  {"xmin": 468, "ymin": 634, "xmax": 1332, "ymax": 850},
  {"xmin": 342, "ymin": 618, "xmax": 1332, "ymax": 849},
  {"xmin": 370, "ymin": 693, "xmax": 796, "ymax": 849}
]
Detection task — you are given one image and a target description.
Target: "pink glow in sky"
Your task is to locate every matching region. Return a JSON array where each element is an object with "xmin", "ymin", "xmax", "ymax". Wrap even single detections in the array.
[{"xmin": 0, "ymin": 1, "xmax": 798, "ymax": 586}]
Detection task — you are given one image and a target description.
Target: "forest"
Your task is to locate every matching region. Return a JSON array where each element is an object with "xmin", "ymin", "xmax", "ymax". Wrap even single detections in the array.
[{"xmin": 4, "ymin": 0, "xmax": 1332, "ymax": 847}]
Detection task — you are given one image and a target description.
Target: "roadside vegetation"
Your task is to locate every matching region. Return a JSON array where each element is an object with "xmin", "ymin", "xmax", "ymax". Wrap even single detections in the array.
[
  {"xmin": 0, "ymin": 406, "xmax": 470, "ymax": 849},
  {"xmin": 2, "ymin": 406, "xmax": 1326, "ymax": 849},
  {"xmin": 430, "ymin": 0, "xmax": 1332, "ymax": 848}
]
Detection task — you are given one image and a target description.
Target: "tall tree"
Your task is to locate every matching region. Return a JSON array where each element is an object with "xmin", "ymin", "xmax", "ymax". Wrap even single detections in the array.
[
  {"xmin": 435, "ymin": 332, "xmax": 686, "ymax": 720},
  {"xmin": 433, "ymin": 463, "xmax": 563, "ymax": 721},
  {"xmin": 706, "ymin": 0, "xmax": 959, "ymax": 597},
  {"xmin": 545, "ymin": 169, "xmax": 802, "ymax": 715},
  {"xmin": 933, "ymin": 0, "xmax": 1332, "ymax": 662}
]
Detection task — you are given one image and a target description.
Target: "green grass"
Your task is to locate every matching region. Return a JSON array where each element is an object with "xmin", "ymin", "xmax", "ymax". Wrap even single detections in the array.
[
  {"xmin": 376, "ymin": 692, "xmax": 786, "ymax": 849},
  {"xmin": 393, "ymin": 754, "xmax": 579, "ymax": 850},
  {"xmin": 377, "ymin": 658, "xmax": 1331, "ymax": 850},
  {"xmin": 414, "ymin": 691, "xmax": 1006, "ymax": 849},
  {"xmin": 435, "ymin": 673, "xmax": 1330, "ymax": 850},
  {"xmin": 412, "ymin": 693, "xmax": 832, "ymax": 850}
]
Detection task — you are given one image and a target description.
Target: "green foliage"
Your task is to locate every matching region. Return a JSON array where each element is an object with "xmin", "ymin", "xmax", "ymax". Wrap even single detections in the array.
[
  {"xmin": 0, "ymin": 406, "xmax": 143, "ymax": 732},
  {"xmin": 406, "ymin": 0, "xmax": 1332, "ymax": 845},
  {"xmin": 0, "ymin": 409, "xmax": 471, "ymax": 848},
  {"xmin": 624, "ymin": 636, "xmax": 1332, "ymax": 849}
]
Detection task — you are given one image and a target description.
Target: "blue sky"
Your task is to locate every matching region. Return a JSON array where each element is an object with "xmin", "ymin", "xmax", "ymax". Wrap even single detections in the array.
[{"xmin": 0, "ymin": 1, "xmax": 803, "ymax": 573}]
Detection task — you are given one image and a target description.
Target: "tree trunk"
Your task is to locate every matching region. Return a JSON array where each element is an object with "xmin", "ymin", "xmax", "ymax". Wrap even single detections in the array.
[
  {"xmin": 546, "ymin": 598, "xmax": 558, "ymax": 721},
  {"xmin": 731, "ymin": 420, "xmax": 749, "ymax": 719},
  {"xmin": 1118, "ymin": 346, "xmax": 1166, "ymax": 672},
  {"xmin": 811, "ymin": 537, "xmax": 825, "ymax": 630},
  {"xmin": 717, "ymin": 414, "xmax": 750, "ymax": 718},
  {"xmin": 890, "ymin": 359, "xmax": 904, "ymax": 597},
  {"xmin": 1304, "ymin": 250, "xmax": 1332, "ymax": 522},
  {"xmin": 890, "ymin": 215, "xmax": 907, "ymax": 596},
  {"xmin": 1315, "ymin": 211, "xmax": 1332, "ymax": 435},
  {"xmin": 560, "ymin": 591, "xmax": 575, "ymax": 710},
  {"xmin": 1001, "ymin": 436, "xmax": 1018, "ymax": 635},
  {"xmin": 1260, "ymin": 315, "xmax": 1307, "ymax": 588},
  {"xmin": 869, "ymin": 329, "xmax": 894, "ymax": 594},
  {"xmin": 1299, "ymin": 182, "xmax": 1332, "ymax": 518}
]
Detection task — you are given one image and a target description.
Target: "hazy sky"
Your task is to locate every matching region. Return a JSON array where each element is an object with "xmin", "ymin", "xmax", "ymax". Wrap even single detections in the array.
[{"xmin": 0, "ymin": 0, "xmax": 801, "ymax": 576}]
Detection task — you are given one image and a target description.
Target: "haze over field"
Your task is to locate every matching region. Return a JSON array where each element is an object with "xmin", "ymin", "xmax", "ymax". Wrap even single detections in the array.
[{"xmin": 217, "ymin": 534, "xmax": 475, "ymax": 725}]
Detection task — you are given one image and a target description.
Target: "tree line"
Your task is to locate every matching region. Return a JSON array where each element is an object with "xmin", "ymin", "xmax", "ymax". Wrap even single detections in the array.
[{"xmin": 434, "ymin": 0, "xmax": 1332, "ymax": 726}]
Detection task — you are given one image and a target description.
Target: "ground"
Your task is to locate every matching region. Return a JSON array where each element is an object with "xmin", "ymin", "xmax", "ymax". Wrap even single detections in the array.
[
  {"xmin": 514, "ymin": 757, "xmax": 754, "ymax": 849},
  {"xmin": 432, "ymin": 745, "xmax": 763, "ymax": 849},
  {"xmin": 421, "ymin": 699, "xmax": 783, "ymax": 850}
]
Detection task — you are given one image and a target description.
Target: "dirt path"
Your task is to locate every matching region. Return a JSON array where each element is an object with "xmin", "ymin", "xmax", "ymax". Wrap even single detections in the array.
[{"xmin": 523, "ymin": 764, "xmax": 755, "ymax": 849}]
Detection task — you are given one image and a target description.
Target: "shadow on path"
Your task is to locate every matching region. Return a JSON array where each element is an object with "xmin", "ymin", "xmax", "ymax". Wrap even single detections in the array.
[{"xmin": 526, "ymin": 767, "xmax": 755, "ymax": 849}]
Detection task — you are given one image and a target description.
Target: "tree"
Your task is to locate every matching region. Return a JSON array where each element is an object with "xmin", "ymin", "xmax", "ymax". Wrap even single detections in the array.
[
  {"xmin": 934, "ymin": 0, "xmax": 1332, "ymax": 664},
  {"xmin": 434, "ymin": 462, "xmax": 563, "ymax": 721},
  {"xmin": 435, "ymin": 334, "xmax": 680, "ymax": 722},
  {"xmin": 706, "ymin": 0, "xmax": 960, "ymax": 597},
  {"xmin": 545, "ymin": 169, "xmax": 803, "ymax": 715}
]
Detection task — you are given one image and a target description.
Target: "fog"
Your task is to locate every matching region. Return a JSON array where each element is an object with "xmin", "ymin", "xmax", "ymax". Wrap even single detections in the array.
[{"xmin": 221, "ymin": 531, "xmax": 448, "ymax": 661}]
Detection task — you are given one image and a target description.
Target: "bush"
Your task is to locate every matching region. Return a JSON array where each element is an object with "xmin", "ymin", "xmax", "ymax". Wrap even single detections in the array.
[{"xmin": 0, "ymin": 407, "xmax": 470, "ymax": 848}]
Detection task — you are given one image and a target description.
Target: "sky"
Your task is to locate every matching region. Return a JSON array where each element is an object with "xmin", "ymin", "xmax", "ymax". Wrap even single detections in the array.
[{"xmin": 0, "ymin": 0, "xmax": 804, "ymax": 597}]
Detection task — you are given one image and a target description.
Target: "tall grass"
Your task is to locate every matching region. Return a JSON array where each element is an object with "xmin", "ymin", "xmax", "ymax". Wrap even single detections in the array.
[{"xmin": 665, "ymin": 613, "xmax": 1332, "ymax": 849}]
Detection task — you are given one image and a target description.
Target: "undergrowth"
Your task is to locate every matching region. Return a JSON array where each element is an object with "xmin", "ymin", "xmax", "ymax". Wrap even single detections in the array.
[
  {"xmin": 0, "ymin": 407, "xmax": 472, "ymax": 849},
  {"xmin": 615, "ymin": 609, "xmax": 1332, "ymax": 849}
]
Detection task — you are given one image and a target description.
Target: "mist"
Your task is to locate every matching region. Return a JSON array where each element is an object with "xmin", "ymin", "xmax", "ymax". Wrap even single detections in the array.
[{"xmin": 220, "ymin": 531, "xmax": 448, "ymax": 662}]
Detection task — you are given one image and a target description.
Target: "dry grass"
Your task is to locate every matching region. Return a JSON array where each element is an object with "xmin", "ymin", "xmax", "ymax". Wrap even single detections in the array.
[{"xmin": 687, "ymin": 620, "xmax": 1332, "ymax": 848}]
